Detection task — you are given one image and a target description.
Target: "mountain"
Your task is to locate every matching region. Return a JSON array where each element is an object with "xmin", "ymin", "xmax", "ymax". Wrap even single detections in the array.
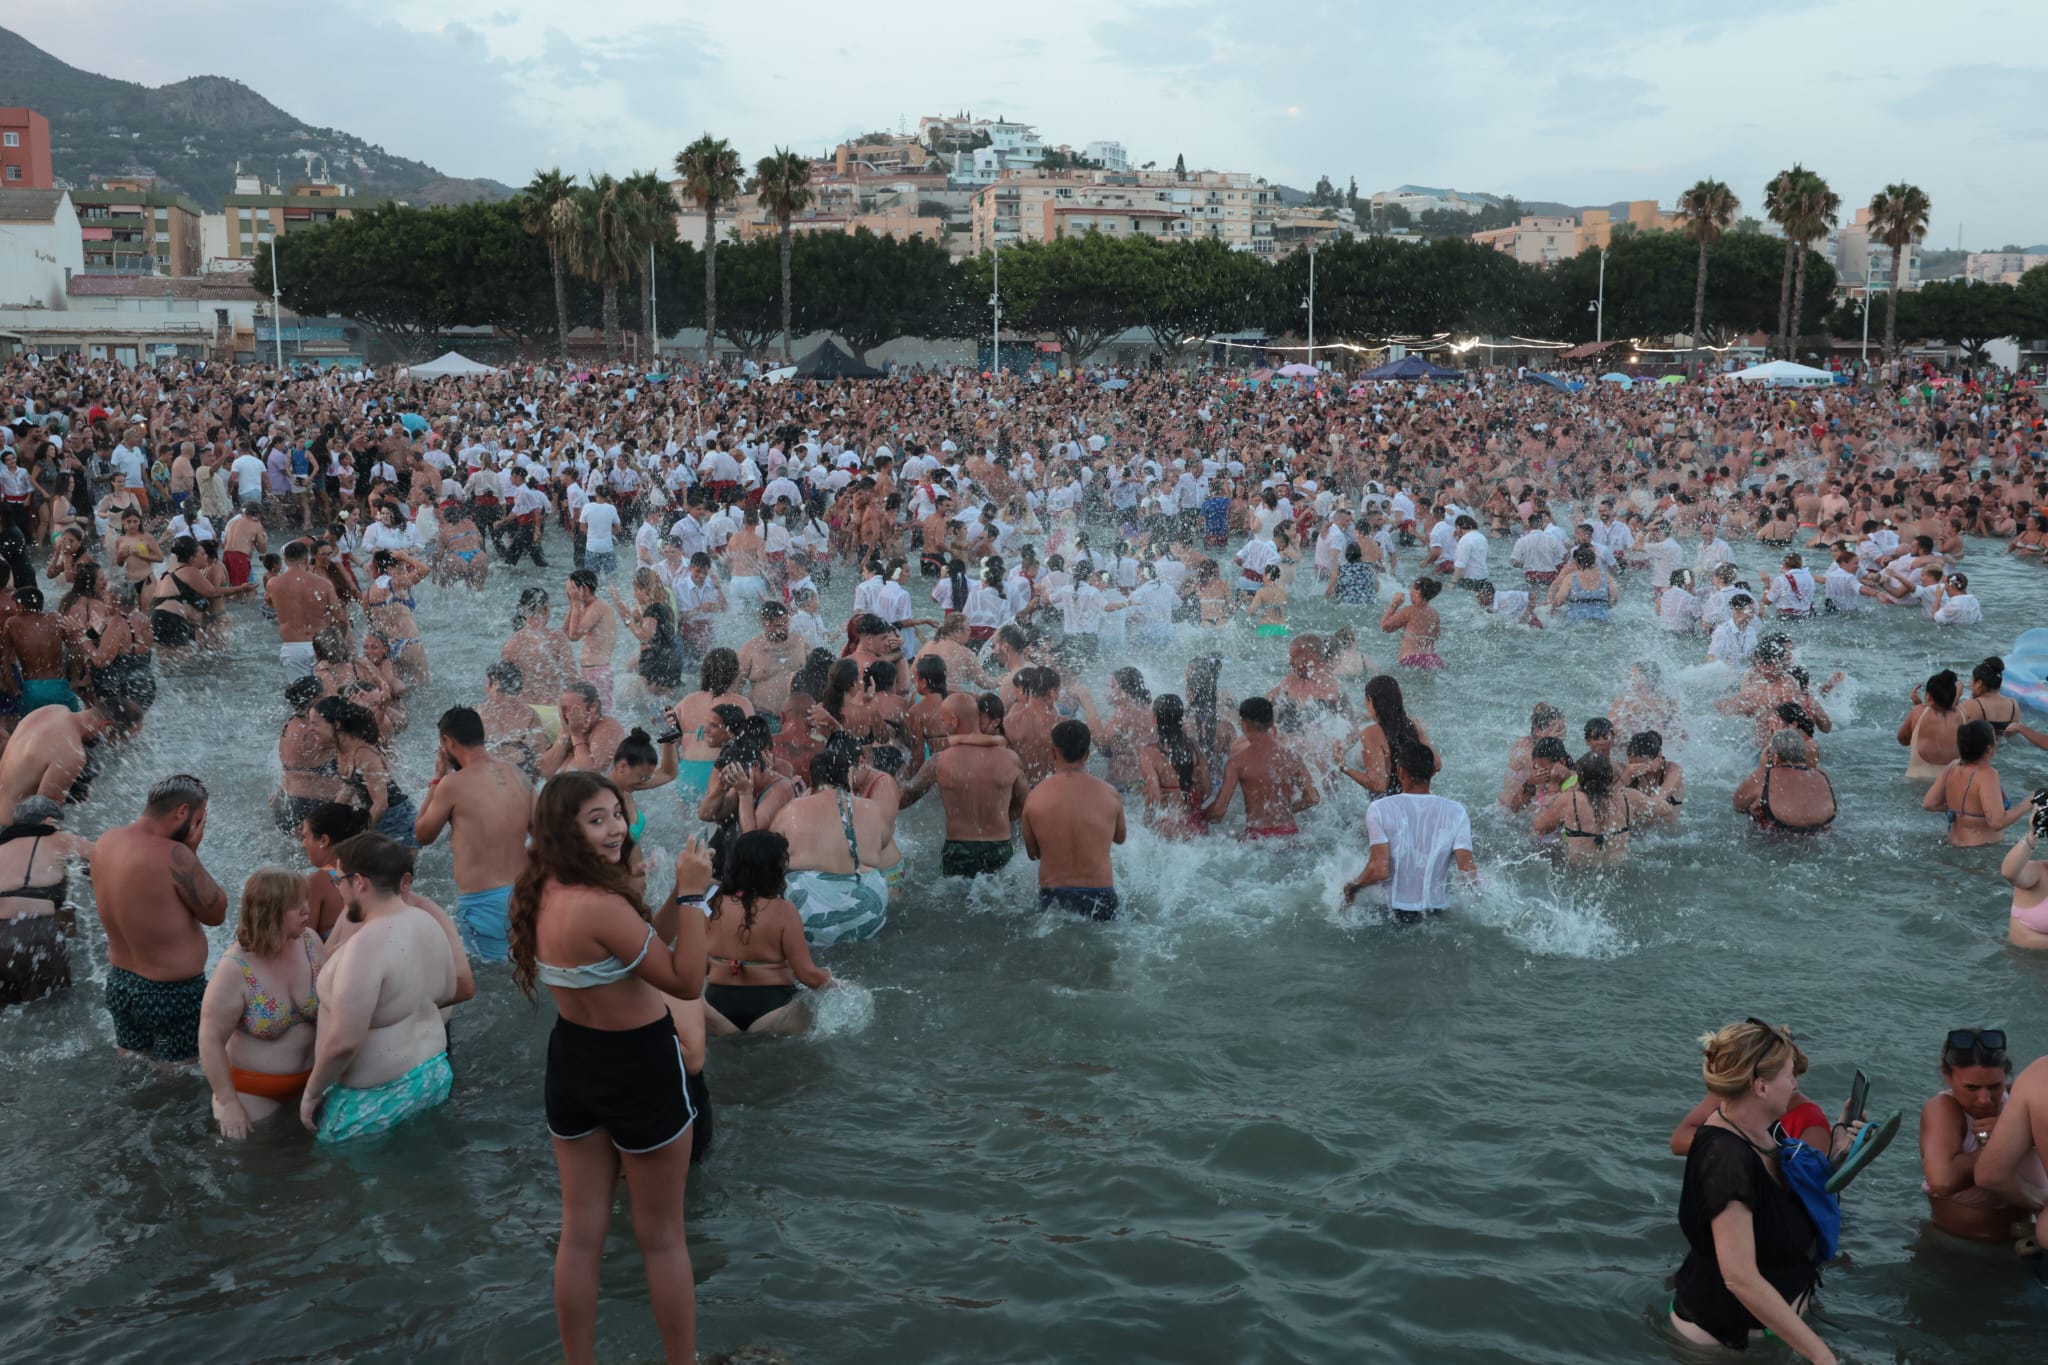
[{"xmin": 1, "ymin": 26, "xmax": 514, "ymax": 209}]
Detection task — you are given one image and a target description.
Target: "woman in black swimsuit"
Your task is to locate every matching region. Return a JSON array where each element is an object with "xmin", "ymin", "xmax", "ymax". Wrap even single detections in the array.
[
  {"xmin": 1671, "ymin": 1019, "xmax": 1834, "ymax": 1360},
  {"xmin": 701, "ymin": 831, "xmax": 834, "ymax": 1036},
  {"xmin": 1532, "ymin": 752, "xmax": 1659, "ymax": 866},
  {"xmin": 148, "ymin": 536, "xmax": 250, "ymax": 651},
  {"xmin": 0, "ymin": 797, "xmax": 93, "ymax": 1007},
  {"xmin": 1959, "ymin": 656, "xmax": 2020, "ymax": 737}
]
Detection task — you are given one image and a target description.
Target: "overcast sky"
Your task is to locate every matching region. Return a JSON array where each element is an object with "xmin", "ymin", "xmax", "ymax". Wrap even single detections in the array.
[{"xmin": 6, "ymin": 0, "xmax": 2045, "ymax": 247}]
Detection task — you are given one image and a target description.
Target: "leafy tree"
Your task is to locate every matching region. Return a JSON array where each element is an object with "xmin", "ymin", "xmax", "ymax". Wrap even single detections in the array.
[
  {"xmin": 674, "ymin": 134, "xmax": 744, "ymax": 362},
  {"xmin": 751, "ymin": 147, "xmax": 815, "ymax": 359},
  {"xmin": 1676, "ymin": 178, "xmax": 1740, "ymax": 361},
  {"xmin": 1763, "ymin": 166, "xmax": 1806, "ymax": 354},
  {"xmin": 960, "ymin": 232, "xmax": 1138, "ymax": 366},
  {"xmin": 1895, "ymin": 280, "xmax": 2020, "ymax": 363},
  {"xmin": 706, "ymin": 236, "xmax": 784, "ymax": 357},
  {"xmin": 570, "ymin": 173, "xmax": 637, "ymax": 358},
  {"xmin": 1785, "ymin": 170, "xmax": 1840, "ymax": 356},
  {"xmin": 258, "ymin": 203, "xmax": 447, "ymax": 359},
  {"xmin": 1129, "ymin": 236, "xmax": 1280, "ymax": 356},
  {"xmin": 1309, "ymin": 174, "xmax": 1339, "ymax": 207},
  {"xmin": 2018, "ymin": 263, "xmax": 2048, "ymax": 337},
  {"xmin": 621, "ymin": 170, "xmax": 678, "ymax": 360},
  {"xmin": 519, "ymin": 168, "xmax": 577, "ymax": 359},
  {"xmin": 1173, "ymin": 153, "xmax": 1186, "ymax": 178},
  {"xmin": 1869, "ymin": 182, "xmax": 1932, "ymax": 358}
]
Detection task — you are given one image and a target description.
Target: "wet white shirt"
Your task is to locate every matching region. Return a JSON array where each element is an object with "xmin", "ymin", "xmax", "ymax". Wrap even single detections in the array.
[{"xmin": 1365, "ymin": 794, "xmax": 1473, "ymax": 912}]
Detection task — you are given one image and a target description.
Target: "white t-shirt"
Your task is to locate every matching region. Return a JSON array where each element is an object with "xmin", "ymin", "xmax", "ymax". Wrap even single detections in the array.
[
  {"xmin": 579, "ymin": 501, "xmax": 622, "ymax": 553},
  {"xmin": 1822, "ymin": 564, "xmax": 1863, "ymax": 613},
  {"xmin": 1933, "ymin": 591, "xmax": 1982, "ymax": 625},
  {"xmin": 230, "ymin": 453, "xmax": 268, "ymax": 498},
  {"xmin": 1365, "ymin": 794, "xmax": 1473, "ymax": 912},
  {"xmin": 1453, "ymin": 529, "xmax": 1489, "ymax": 581}
]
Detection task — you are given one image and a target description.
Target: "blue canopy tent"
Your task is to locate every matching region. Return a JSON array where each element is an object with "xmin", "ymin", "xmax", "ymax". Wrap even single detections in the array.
[
  {"xmin": 1521, "ymin": 371, "xmax": 1585, "ymax": 393},
  {"xmin": 1356, "ymin": 355, "xmax": 1463, "ymax": 381}
]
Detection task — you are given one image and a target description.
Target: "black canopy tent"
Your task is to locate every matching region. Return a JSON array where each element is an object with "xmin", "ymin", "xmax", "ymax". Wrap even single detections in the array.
[{"xmin": 793, "ymin": 339, "xmax": 884, "ymax": 379}]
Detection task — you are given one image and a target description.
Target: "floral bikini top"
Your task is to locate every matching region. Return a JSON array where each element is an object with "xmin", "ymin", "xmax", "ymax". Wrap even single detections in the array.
[{"xmin": 232, "ymin": 931, "xmax": 322, "ymax": 1040}]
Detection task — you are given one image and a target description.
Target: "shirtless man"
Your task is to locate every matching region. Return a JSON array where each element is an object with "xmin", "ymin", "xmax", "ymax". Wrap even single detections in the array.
[
  {"xmin": 1005, "ymin": 665, "xmax": 1065, "ymax": 786},
  {"xmin": 563, "ymin": 569, "xmax": 618, "ymax": 713},
  {"xmin": 541, "ymin": 680, "xmax": 624, "ymax": 776},
  {"xmin": 480, "ymin": 660, "xmax": 548, "ymax": 777},
  {"xmin": 902, "ymin": 655, "xmax": 952, "ymax": 769},
  {"xmin": 917, "ymin": 615, "xmax": 989, "ymax": 694},
  {"xmin": 1020, "ymin": 720, "xmax": 1126, "ymax": 920},
  {"xmin": 502, "ymin": 587, "xmax": 578, "ymax": 702},
  {"xmin": 2, "ymin": 586, "xmax": 77, "ymax": 715},
  {"xmin": 899, "ymin": 693, "xmax": 1029, "ymax": 878},
  {"xmin": 88, "ymin": 774, "xmax": 227, "ymax": 1063},
  {"xmin": 0, "ymin": 699, "xmax": 135, "ymax": 822},
  {"xmin": 412, "ymin": 706, "xmax": 532, "ymax": 963},
  {"xmin": 301, "ymin": 833, "xmax": 457, "ymax": 1143},
  {"xmin": 220, "ymin": 506, "xmax": 267, "ymax": 587},
  {"xmin": 735, "ymin": 600, "xmax": 806, "ymax": 717},
  {"xmin": 267, "ymin": 539, "xmax": 347, "ymax": 683},
  {"xmin": 1203, "ymin": 697, "xmax": 1320, "ymax": 839}
]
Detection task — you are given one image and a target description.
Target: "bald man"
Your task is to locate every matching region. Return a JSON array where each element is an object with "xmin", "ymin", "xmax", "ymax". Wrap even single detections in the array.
[{"xmin": 897, "ymin": 692, "xmax": 1029, "ymax": 878}]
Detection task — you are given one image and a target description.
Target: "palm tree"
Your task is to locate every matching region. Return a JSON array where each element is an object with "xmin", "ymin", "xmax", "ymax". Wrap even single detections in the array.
[
  {"xmin": 621, "ymin": 170, "xmax": 678, "ymax": 362},
  {"xmin": 1868, "ymin": 182, "xmax": 1932, "ymax": 360},
  {"xmin": 569, "ymin": 173, "xmax": 636, "ymax": 360},
  {"xmin": 1785, "ymin": 171, "xmax": 1840, "ymax": 361},
  {"xmin": 750, "ymin": 148, "xmax": 815, "ymax": 360},
  {"xmin": 673, "ymin": 134, "xmax": 743, "ymax": 364},
  {"xmin": 1675, "ymin": 178, "xmax": 1739, "ymax": 368},
  {"xmin": 520, "ymin": 168, "xmax": 577, "ymax": 360},
  {"xmin": 1762, "ymin": 166, "xmax": 1804, "ymax": 356}
]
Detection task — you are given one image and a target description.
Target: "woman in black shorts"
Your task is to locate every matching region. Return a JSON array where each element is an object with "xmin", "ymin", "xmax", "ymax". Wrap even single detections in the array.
[{"xmin": 510, "ymin": 772, "xmax": 712, "ymax": 1365}]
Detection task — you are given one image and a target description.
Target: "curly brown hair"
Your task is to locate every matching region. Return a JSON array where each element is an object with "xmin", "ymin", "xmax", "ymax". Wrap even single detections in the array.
[{"xmin": 509, "ymin": 771, "xmax": 648, "ymax": 998}]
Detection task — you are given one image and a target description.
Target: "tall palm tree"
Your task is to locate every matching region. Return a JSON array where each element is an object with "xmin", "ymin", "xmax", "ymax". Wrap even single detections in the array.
[
  {"xmin": 1785, "ymin": 171, "xmax": 1840, "ymax": 361},
  {"xmin": 1762, "ymin": 165, "xmax": 1804, "ymax": 356},
  {"xmin": 673, "ymin": 134, "xmax": 743, "ymax": 364},
  {"xmin": 621, "ymin": 170, "xmax": 678, "ymax": 362},
  {"xmin": 569, "ymin": 173, "xmax": 636, "ymax": 360},
  {"xmin": 1868, "ymin": 182, "xmax": 1932, "ymax": 361},
  {"xmin": 520, "ymin": 168, "xmax": 577, "ymax": 360},
  {"xmin": 750, "ymin": 148, "xmax": 815, "ymax": 360},
  {"xmin": 1675, "ymin": 177, "xmax": 1739, "ymax": 367}
]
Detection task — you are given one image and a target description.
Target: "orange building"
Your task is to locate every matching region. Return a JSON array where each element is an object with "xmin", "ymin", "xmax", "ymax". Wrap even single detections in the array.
[{"xmin": 1, "ymin": 108, "xmax": 54, "ymax": 190}]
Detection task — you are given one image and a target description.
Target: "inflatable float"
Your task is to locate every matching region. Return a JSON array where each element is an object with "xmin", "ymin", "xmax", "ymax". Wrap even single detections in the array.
[{"xmin": 2007, "ymin": 628, "xmax": 2048, "ymax": 714}]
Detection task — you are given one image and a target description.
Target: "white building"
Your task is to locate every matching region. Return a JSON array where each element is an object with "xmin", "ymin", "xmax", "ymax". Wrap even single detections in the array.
[
  {"xmin": 0, "ymin": 188, "xmax": 85, "ymax": 309},
  {"xmin": 1084, "ymin": 141, "xmax": 1130, "ymax": 174},
  {"xmin": 1369, "ymin": 184, "xmax": 1500, "ymax": 218}
]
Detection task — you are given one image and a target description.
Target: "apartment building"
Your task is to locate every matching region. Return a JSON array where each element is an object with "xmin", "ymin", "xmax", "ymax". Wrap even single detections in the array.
[
  {"xmin": 1470, "ymin": 215, "xmax": 1581, "ymax": 265},
  {"xmin": 1472, "ymin": 201, "xmax": 1677, "ymax": 264},
  {"xmin": 71, "ymin": 178, "xmax": 204, "ymax": 276},
  {"xmin": 1369, "ymin": 185, "xmax": 1500, "ymax": 218},
  {"xmin": 1, "ymin": 108, "xmax": 54, "ymax": 190},
  {"xmin": 1965, "ymin": 250, "xmax": 2046, "ymax": 285},
  {"xmin": 1831, "ymin": 206, "xmax": 1921, "ymax": 290},
  {"xmin": 221, "ymin": 174, "xmax": 373, "ymax": 260},
  {"xmin": 970, "ymin": 168, "xmax": 1276, "ymax": 254}
]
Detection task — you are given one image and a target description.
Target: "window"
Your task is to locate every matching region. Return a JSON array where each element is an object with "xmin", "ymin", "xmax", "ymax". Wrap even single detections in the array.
[
  {"xmin": 4, "ymin": 166, "xmax": 20, "ymax": 181},
  {"xmin": 155, "ymin": 206, "xmax": 169, "ymax": 219},
  {"xmin": 2, "ymin": 131, "xmax": 17, "ymax": 147}
]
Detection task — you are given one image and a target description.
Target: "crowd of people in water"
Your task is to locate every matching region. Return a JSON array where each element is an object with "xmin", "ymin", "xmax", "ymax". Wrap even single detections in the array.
[{"xmin": 0, "ymin": 348, "xmax": 2044, "ymax": 1363}]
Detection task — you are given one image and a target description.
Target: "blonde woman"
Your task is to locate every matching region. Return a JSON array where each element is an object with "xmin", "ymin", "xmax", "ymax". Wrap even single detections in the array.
[
  {"xmin": 1670, "ymin": 1020, "xmax": 1849, "ymax": 1363},
  {"xmin": 198, "ymin": 868, "xmax": 324, "ymax": 1139}
]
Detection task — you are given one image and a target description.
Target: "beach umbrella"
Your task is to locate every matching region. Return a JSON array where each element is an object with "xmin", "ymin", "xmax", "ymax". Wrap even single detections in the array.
[
  {"xmin": 1277, "ymin": 363, "xmax": 1319, "ymax": 377},
  {"xmin": 1099, "ymin": 378, "xmax": 1130, "ymax": 390},
  {"xmin": 1599, "ymin": 372, "xmax": 1634, "ymax": 385},
  {"xmin": 1657, "ymin": 374, "xmax": 1686, "ymax": 385}
]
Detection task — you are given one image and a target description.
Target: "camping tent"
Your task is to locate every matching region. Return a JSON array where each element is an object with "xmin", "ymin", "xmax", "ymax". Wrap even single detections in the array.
[
  {"xmin": 1729, "ymin": 359, "xmax": 1835, "ymax": 387},
  {"xmin": 403, "ymin": 351, "xmax": 498, "ymax": 378},
  {"xmin": 794, "ymin": 339, "xmax": 883, "ymax": 379},
  {"xmin": 1356, "ymin": 355, "xmax": 1462, "ymax": 382}
]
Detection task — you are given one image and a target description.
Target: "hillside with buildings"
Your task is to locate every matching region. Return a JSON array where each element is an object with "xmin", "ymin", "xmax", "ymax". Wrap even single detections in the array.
[{"xmin": 0, "ymin": 26, "xmax": 512, "ymax": 210}]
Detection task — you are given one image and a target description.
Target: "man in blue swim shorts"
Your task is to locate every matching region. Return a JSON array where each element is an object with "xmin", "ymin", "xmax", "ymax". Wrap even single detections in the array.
[
  {"xmin": 411, "ymin": 707, "xmax": 532, "ymax": 963},
  {"xmin": 303, "ymin": 834, "xmax": 459, "ymax": 1142}
]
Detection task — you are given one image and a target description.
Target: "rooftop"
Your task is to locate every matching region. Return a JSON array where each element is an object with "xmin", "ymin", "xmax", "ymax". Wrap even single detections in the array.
[
  {"xmin": 68, "ymin": 273, "xmax": 262, "ymax": 300},
  {"xmin": 0, "ymin": 189, "xmax": 67, "ymax": 223}
]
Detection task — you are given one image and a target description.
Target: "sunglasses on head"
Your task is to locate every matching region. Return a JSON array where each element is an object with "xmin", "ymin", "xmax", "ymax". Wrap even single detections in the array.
[{"xmin": 1946, "ymin": 1028, "xmax": 2006, "ymax": 1056}]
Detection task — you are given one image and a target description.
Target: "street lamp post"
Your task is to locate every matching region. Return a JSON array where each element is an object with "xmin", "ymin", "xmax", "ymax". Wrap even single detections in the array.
[
  {"xmin": 1307, "ymin": 242, "xmax": 1316, "ymax": 361},
  {"xmin": 1595, "ymin": 246, "xmax": 1607, "ymax": 345},
  {"xmin": 269, "ymin": 234, "xmax": 285, "ymax": 371},
  {"xmin": 990, "ymin": 237, "xmax": 1002, "ymax": 376}
]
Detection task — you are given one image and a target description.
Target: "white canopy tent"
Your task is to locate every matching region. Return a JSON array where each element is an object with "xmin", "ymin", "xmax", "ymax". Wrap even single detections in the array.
[
  {"xmin": 1729, "ymin": 359, "xmax": 1835, "ymax": 387},
  {"xmin": 403, "ymin": 351, "xmax": 499, "ymax": 378}
]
